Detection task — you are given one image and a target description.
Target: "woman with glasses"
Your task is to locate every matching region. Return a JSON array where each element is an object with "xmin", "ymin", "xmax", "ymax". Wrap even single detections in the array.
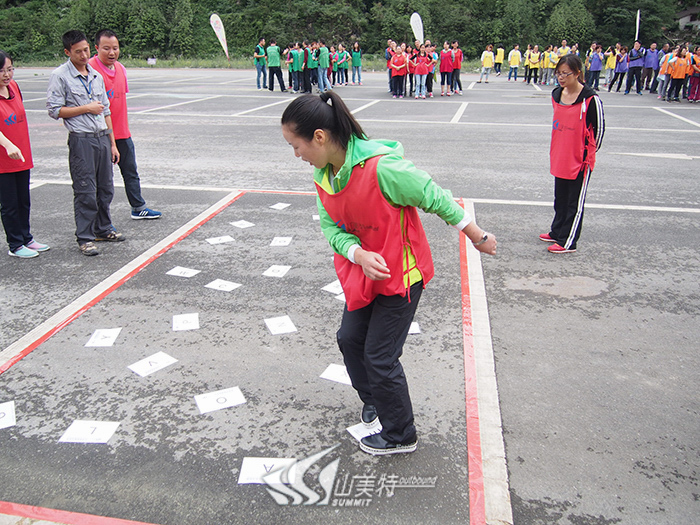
[
  {"xmin": 0, "ymin": 50, "xmax": 49, "ymax": 258},
  {"xmin": 541, "ymin": 54, "xmax": 605, "ymax": 253}
]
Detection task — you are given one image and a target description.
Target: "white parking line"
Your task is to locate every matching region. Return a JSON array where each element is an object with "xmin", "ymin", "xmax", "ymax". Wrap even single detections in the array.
[
  {"xmin": 608, "ymin": 152, "xmax": 700, "ymax": 160},
  {"xmin": 653, "ymin": 107, "xmax": 700, "ymax": 128},
  {"xmin": 217, "ymin": 78, "xmax": 252, "ymax": 85},
  {"xmin": 451, "ymin": 102, "xmax": 469, "ymax": 124},
  {"xmin": 351, "ymin": 100, "xmax": 380, "ymax": 114},
  {"xmin": 232, "ymin": 99, "xmax": 290, "ymax": 116},
  {"xmin": 471, "ymin": 197, "xmax": 700, "ymax": 213},
  {"xmin": 532, "ymin": 83, "xmax": 542, "ymax": 91},
  {"xmin": 161, "ymin": 76, "xmax": 212, "ymax": 84},
  {"xmin": 131, "ymin": 95, "xmax": 223, "ymax": 114}
]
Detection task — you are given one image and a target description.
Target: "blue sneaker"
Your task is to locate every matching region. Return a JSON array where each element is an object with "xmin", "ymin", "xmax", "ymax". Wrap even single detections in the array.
[
  {"xmin": 131, "ymin": 208, "xmax": 162, "ymax": 220},
  {"xmin": 9, "ymin": 245, "xmax": 39, "ymax": 258}
]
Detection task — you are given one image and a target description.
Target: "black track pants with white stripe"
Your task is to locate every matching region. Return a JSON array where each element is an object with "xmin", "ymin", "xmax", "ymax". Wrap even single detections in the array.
[{"xmin": 550, "ymin": 167, "xmax": 591, "ymax": 250}]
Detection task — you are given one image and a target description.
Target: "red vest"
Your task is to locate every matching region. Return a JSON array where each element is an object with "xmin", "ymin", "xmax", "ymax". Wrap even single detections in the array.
[
  {"xmin": 550, "ymin": 96, "xmax": 597, "ymax": 180},
  {"xmin": 89, "ymin": 57, "xmax": 130, "ymax": 140},
  {"xmin": 317, "ymin": 155, "xmax": 434, "ymax": 311},
  {"xmin": 0, "ymin": 80, "xmax": 33, "ymax": 173}
]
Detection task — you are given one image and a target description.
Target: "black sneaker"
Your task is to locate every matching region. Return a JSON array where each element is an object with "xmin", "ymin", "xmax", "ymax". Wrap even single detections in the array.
[
  {"xmin": 360, "ymin": 434, "xmax": 417, "ymax": 456},
  {"xmin": 361, "ymin": 404, "xmax": 378, "ymax": 427}
]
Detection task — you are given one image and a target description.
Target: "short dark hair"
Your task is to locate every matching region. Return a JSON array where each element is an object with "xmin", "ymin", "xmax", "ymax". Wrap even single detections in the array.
[
  {"xmin": 95, "ymin": 29, "xmax": 118, "ymax": 46},
  {"xmin": 62, "ymin": 30, "xmax": 88, "ymax": 51},
  {"xmin": 270, "ymin": 39, "xmax": 276, "ymax": 45},
  {"xmin": 0, "ymin": 50, "xmax": 12, "ymax": 70}
]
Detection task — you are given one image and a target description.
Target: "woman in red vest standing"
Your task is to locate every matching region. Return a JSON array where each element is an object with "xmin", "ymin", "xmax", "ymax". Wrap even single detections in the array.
[
  {"xmin": 281, "ymin": 92, "xmax": 496, "ymax": 455},
  {"xmin": 541, "ymin": 54, "xmax": 605, "ymax": 253},
  {"xmin": 0, "ymin": 50, "xmax": 49, "ymax": 258}
]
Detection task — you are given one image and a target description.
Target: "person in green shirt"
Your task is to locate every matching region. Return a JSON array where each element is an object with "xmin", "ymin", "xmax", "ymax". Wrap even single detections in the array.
[
  {"xmin": 330, "ymin": 45, "xmax": 339, "ymax": 86},
  {"xmin": 317, "ymin": 39, "xmax": 331, "ymax": 92},
  {"xmin": 281, "ymin": 92, "xmax": 496, "ymax": 455},
  {"xmin": 336, "ymin": 44, "xmax": 349, "ymax": 85},
  {"xmin": 291, "ymin": 42, "xmax": 303, "ymax": 93},
  {"xmin": 351, "ymin": 42, "xmax": 362, "ymax": 84},
  {"xmin": 254, "ymin": 37, "xmax": 267, "ymax": 90},
  {"xmin": 308, "ymin": 40, "xmax": 319, "ymax": 91},
  {"xmin": 266, "ymin": 39, "xmax": 286, "ymax": 92}
]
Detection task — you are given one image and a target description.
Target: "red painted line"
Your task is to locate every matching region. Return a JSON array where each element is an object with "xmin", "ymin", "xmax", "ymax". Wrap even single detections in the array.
[
  {"xmin": 459, "ymin": 199, "xmax": 487, "ymax": 525},
  {"xmin": 0, "ymin": 501, "xmax": 160, "ymax": 525},
  {"xmin": 0, "ymin": 191, "xmax": 245, "ymax": 376}
]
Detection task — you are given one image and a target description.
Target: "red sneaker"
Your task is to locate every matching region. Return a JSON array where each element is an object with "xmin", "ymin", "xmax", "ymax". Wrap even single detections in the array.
[
  {"xmin": 539, "ymin": 233, "xmax": 556, "ymax": 242},
  {"xmin": 548, "ymin": 243, "xmax": 576, "ymax": 253}
]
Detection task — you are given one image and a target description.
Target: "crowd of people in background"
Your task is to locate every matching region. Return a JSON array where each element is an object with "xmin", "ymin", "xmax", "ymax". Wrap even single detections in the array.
[
  {"xmin": 486, "ymin": 38, "xmax": 700, "ymax": 103},
  {"xmin": 255, "ymin": 36, "xmax": 700, "ymax": 103},
  {"xmin": 254, "ymin": 38, "xmax": 362, "ymax": 94}
]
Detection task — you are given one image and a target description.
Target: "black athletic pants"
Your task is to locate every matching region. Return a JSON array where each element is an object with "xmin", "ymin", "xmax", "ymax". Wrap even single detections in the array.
[{"xmin": 336, "ymin": 281, "xmax": 423, "ymax": 444}]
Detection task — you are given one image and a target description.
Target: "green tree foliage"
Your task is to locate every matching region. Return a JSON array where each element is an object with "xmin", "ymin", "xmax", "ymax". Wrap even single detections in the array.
[
  {"xmin": 547, "ymin": 0, "xmax": 595, "ymax": 45},
  {"xmin": 0, "ymin": 0, "xmax": 687, "ymax": 61},
  {"xmin": 170, "ymin": 0, "xmax": 195, "ymax": 56}
]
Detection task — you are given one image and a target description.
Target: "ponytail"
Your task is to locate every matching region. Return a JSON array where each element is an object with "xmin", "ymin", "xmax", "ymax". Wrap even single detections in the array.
[{"xmin": 281, "ymin": 91, "xmax": 366, "ymax": 148}]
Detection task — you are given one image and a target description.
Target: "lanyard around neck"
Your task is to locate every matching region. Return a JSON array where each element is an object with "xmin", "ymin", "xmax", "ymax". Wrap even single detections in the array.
[{"xmin": 78, "ymin": 75, "xmax": 92, "ymax": 98}]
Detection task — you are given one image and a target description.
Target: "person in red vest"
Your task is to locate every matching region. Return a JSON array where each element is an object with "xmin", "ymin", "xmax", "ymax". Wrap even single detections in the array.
[
  {"xmin": 89, "ymin": 30, "xmax": 161, "ymax": 220},
  {"xmin": 541, "ymin": 54, "xmax": 605, "ymax": 253},
  {"xmin": 0, "ymin": 50, "xmax": 50, "ymax": 258},
  {"xmin": 281, "ymin": 92, "xmax": 496, "ymax": 455}
]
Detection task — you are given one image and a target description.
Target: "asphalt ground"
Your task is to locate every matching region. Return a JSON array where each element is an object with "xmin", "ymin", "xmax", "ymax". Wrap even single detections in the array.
[{"xmin": 0, "ymin": 67, "xmax": 698, "ymax": 525}]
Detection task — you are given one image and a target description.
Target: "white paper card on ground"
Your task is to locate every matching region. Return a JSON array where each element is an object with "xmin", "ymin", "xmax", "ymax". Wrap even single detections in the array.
[
  {"xmin": 85, "ymin": 328, "xmax": 122, "ymax": 347},
  {"xmin": 205, "ymin": 279, "xmax": 242, "ymax": 292},
  {"xmin": 128, "ymin": 351, "xmax": 178, "ymax": 377},
  {"xmin": 59, "ymin": 420, "xmax": 120, "ymax": 444},
  {"xmin": 409, "ymin": 322, "xmax": 421, "ymax": 334},
  {"xmin": 173, "ymin": 313, "xmax": 200, "ymax": 331},
  {"xmin": 263, "ymin": 265, "xmax": 291, "ymax": 278},
  {"xmin": 206, "ymin": 235, "xmax": 234, "ymax": 245},
  {"xmin": 238, "ymin": 457, "xmax": 297, "ymax": 484},
  {"xmin": 335, "ymin": 293, "xmax": 346, "ymax": 303},
  {"xmin": 270, "ymin": 236, "xmax": 292, "ymax": 247},
  {"xmin": 264, "ymin": 315, "xmax": 297, "ymax": 335},
  {"xmin": 320, "ymin": 364, "xmax": 352, "ymax": 386},
  {"xmin": 0, "ymin": 401, "xmax": 17, "ymax": 430},
  {"xmin": 195, "ymin": 386, "xmax": 246, "ymax": 414},
  {"xmin": 231, "ymin": 220, "xmax": 255, "ymax": 229},
  {"xmin": 312, "ymin": 214, "xmax": 320, "ymax": 221},
  {"xmin": 322, "ymin": 280, "xmax": 343, "ymax": 295},
  {"xmin": 270, "ymin": 202, "xmax": 291, "ymax": 210},
  {"xmin": 346, "ymin": 422, "xmax": 382, "ymax": 442},
  {"xmin": 166, "ymin": 266, "xmax": 201, "ymax": 278}
]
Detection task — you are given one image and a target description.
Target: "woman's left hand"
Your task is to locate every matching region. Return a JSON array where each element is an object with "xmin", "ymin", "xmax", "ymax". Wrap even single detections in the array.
[{"xmin": 355, "ymin": 248, "xmax": 391, "ymax": 281}]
